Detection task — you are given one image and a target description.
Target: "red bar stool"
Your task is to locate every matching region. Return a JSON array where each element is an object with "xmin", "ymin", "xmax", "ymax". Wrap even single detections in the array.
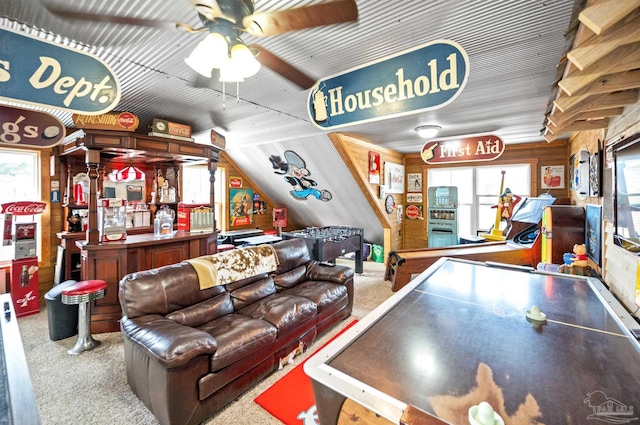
[
  {"xmin": 61, "ymin": 279, "xmax": 107, "ymax": 355},
  {"xmin": 217, "ymin": 243, "xmax": 235, "ymax": 252}
]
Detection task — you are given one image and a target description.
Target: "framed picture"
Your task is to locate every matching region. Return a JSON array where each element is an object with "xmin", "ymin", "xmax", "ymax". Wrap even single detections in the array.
[
  {"xmin": 541, "ymin": 165, "xmax": 565, "ymax": 189},
  {"xmin": 406, "ymin": 193, "xmax": 423, "ymax": 203},
  {"xmin": 585, "ymin": 204, "xmax": 602, "ymax": 266},
  {"xmin": 407, "ymin": 173, "xmax": 422, "ymax": 192},
  {"xmin": 569, "ymin": 155, "xmax": 575, "ymax": 190},
  {"xmin": 589, "ymin": 150, "xmax": 601, "ymax": 197},
  {"xmin": 384, "ymin": 162, "xmax": 405, "ymax": 194},
  {"xmin": 368, "ymin": 151, "xmax": 381, "ymax": 184},
  {"xmin": 396, "ymin": 204, "xmax": 403, "ymax": 223}
]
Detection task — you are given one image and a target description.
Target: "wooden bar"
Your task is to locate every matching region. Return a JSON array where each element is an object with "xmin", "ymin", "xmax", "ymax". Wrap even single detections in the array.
[{"xmin": 78, "ymin": 231, "xmax": 217, "ymax": 333}]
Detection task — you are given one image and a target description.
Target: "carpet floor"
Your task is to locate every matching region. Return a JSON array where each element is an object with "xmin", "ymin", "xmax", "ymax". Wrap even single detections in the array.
[{"xmin": 17, "ymin": 258, "xmax": 393, "ymax": 425}]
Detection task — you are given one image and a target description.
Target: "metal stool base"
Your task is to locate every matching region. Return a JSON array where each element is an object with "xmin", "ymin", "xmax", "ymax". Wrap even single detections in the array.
[{"xmin": 68, "ymin": 336, "xmax": 101, "ymax": 355}]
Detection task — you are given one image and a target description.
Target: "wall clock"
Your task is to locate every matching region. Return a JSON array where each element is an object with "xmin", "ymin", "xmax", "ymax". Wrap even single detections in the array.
[{"xmin": 385, "ymin": 195, "xmax": 395, "ymax": 214}]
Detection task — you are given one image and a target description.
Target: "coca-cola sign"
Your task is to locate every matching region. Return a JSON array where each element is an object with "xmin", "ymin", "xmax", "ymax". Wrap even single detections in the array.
[{"xmin": 1, "ymin": 201, "xmax": 46, "ymax": 215}]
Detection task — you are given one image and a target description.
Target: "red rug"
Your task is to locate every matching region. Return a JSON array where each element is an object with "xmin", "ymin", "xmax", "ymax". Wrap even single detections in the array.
[{"xmin": 254, "ymin": 320, "xmax": 357, "ymax": 424}]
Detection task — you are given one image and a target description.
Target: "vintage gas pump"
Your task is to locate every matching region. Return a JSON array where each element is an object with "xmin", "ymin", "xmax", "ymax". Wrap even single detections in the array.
[{"xmin": 0, "ymin": 201, "xmax": 45, "ymax": 318}]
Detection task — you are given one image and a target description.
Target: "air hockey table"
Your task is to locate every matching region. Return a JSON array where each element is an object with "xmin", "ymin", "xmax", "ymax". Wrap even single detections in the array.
[{"xmin": 305, "ymin": 258, "xmax": 640, "ymax": 425}]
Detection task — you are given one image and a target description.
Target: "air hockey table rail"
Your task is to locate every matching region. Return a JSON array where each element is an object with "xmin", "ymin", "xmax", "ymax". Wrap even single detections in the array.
[{"xmin": 306, "ymin": 257, "xmax": 640, "ymax": 425}]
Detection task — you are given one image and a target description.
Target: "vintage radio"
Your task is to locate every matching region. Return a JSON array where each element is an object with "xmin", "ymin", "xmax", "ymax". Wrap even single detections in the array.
[{"xmin": 177, "ymin": 203, "xmax": 214, "ymax": 232}]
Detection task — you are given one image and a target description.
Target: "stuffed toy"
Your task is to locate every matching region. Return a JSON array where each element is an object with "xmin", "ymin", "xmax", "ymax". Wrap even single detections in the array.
[{"xmin": 568, "ymin": 244, "xmax": 588, "ymax": 268}]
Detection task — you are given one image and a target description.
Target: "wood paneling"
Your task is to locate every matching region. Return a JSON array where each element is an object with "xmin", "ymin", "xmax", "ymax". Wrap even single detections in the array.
[{"xmin": 218, "ymin": 151, "xmax": 298, "ymax": 233}]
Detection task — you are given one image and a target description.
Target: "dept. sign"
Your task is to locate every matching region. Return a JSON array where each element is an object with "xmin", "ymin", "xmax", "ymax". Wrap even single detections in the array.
[
  {"xmin": 308, "ymin": 40, "xmax": 469, "ymax": 129},
  {"xmin": 0, "ymin": 27, "xmax": 121, "ymax": 115}
]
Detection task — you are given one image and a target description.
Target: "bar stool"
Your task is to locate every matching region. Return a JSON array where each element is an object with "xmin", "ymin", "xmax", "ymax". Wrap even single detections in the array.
[
  {"xmin": 61, "ymin": 279, "xmax": 107, "ymax": 355},
  {"xmin": 217, "ymin": 243, "xmax": 235, "ymax": 252}
]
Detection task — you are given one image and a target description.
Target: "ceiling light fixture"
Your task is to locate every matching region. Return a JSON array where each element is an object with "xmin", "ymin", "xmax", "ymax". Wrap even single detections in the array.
[
  {"xmin": 415, "ymin": 125, "xmax": 442, "ymax": 139},
  {"xmin": 184, "ymin": 24, "xmax": 261, "ymax": 82}
]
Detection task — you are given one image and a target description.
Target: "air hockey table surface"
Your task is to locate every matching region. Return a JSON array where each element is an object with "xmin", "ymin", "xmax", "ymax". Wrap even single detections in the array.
[{"xmin": 305, "ymin": 258, "xmax": 640, "ymax": 425}]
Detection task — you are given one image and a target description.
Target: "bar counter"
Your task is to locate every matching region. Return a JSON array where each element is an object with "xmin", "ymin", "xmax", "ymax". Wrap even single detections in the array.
[{"xmin": 76, "ymin": 230, "xmax": 217, "ymax": 333}]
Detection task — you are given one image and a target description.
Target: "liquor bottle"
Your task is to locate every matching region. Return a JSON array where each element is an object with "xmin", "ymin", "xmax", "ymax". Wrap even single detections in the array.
[{"xmin": 20, "ymin": 265, "xmax": 29, "ymax": 287}]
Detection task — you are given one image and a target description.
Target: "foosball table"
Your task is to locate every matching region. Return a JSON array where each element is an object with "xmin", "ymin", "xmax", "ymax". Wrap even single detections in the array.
[{"xmin": 281, "ymin": 226, "xmax": 364, "ymax": 274}]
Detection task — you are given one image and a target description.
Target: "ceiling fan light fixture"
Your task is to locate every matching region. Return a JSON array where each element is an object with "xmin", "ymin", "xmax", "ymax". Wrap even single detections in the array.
[
  {"xmin": 415, "ymin": 125, "xmax": 442, "ymax": 138},
  {"xmin": 230, "ymin": 43, "xmax": 261, "ymax": 78},
  {"xmin": 219, "ymin": 64, "xmax": 245, "ymax": 83}
]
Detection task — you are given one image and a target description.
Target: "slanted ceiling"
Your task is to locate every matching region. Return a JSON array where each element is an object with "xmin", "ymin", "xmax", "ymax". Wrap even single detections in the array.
[{"xmin": 543, "ymin": 0, "xmax": 640, "ymax": 142}]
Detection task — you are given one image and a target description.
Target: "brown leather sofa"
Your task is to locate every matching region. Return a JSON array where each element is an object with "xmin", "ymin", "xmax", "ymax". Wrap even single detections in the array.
[{"xmin": 118, "ymin": 238, "xmax": 354, "ymax": 425}]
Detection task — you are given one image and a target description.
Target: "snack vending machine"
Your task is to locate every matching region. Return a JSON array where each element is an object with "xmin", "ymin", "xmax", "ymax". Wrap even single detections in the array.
[
  {"xmin": 427, "ymin": 186, "xmax": 459, "ymax": 247},
  {"xmin": 1, "ymin": 201, "xmax": 45, "ymax": 318}
]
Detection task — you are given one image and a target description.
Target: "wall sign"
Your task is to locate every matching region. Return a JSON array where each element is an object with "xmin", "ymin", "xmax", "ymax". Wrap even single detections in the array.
[
  {"xmin": 0, "ymin": 27, "xmax": 121, "ymax": 115},
  {"xmin": 421, "ymin": 135, "xmax": 505, "ymax": 164},
  {"xmin": 308, "ymin": 40, "xmax": 469, "ymax": 129},
  {"xmin": 0, "ymin": 104, "xmax": 65, "ymax": 147}
]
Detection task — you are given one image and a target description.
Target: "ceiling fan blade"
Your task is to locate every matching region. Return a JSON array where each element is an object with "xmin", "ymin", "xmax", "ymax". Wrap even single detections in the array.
[
  {"xmin": 243, "ymin": 0, "xmax": 358, "ymax": 37},
  {"xmin": 45, "ymin": 7, "xmax": 178, "ymax": 30},
  {"xmin": 250, "ymin": 44, "xmax": 315, "ymax": 89},
  {"xmin": 191, "ymin": 1, "xmax": 224, "ymax": 21}
]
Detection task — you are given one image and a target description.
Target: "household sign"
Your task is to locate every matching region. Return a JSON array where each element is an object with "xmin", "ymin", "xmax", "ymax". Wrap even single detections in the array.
[
  {"xmin": 0, "ymin": 27, "xmax": 121, "ymax": 115},
  {"xmin": 308, "ymin": 40, "xmax": 469, "ymax": 129}
]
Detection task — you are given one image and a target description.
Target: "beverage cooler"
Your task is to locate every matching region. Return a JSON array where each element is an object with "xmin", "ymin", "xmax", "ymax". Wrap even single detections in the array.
[
  {"xmin": 427, "ymin": 186, "xmax": 459, "ymax": 247},
  {"xmin": 1, "ymin": 201, "xmax": 46, "ymax": 318}
]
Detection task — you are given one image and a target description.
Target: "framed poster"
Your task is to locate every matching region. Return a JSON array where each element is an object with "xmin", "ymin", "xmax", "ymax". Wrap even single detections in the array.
[
  {"xmin": 569, "ymin": 155, "xmax": 575, "ymax": 190},
  {"xmin": 406, "ymin": 193, "xmax": 423, "ymax": 203},
  {"xmin": 229, "ymin": 188, "xmax": 253, "ymax": 227},
  {"xmin": 407, "ymin": 173, "xmax": 422, "ymax": 192},
  {"xmin": 541, "ymin": 165, "xmax": 564, "ymax": 189},
  {"xmin": 368, "ymin": 151, "xmax": 381, "ymax": 184},
  {"xmin": 384, "ymin": 162, "xmax": 405, "ymax": 194},
  {"xmin": 585, "ymin": 204, "xmax": 602, "ymax": 266}
]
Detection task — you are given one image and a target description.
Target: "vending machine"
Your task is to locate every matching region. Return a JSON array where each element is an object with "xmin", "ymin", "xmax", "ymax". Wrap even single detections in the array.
[
  {"xmin": 427, "ymin": 186, "xmax": 459, "ymax": 247},
  {"xmin": 1, "ymin": 201, "xmax": 45, "ymax": 318}
]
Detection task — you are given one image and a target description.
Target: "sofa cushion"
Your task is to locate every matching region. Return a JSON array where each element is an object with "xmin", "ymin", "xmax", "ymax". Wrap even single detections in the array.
[
  {"xmin": 273, "ymin": 264, "xmax": 307, "ymax": 289},
  {"xmin": 280, "ymin": 281, "xmax": 347, "ymax": 313},
  {"xmin": 166, "ymin": 292, "xmax": 234, "ymax": 327},
  {"xmin": 238, "ymin": 294, "xmax": 317, "ymax": 336},
  {"xmin": 198, "ymin": 314, "xmax": 277, "ymax": 371},
  {"xmin": 230, "ymin": 277, "xmax": 277, "ymax": 310},
  {"xmin": 273, "ymin": 238, "xmax": 312, "ymax": 274}
]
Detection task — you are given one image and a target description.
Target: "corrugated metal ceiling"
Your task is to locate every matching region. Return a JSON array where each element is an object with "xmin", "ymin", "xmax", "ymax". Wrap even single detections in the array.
[{"xmin": 1, "ymin": 0, "xmax": 577, "ymax": 153}]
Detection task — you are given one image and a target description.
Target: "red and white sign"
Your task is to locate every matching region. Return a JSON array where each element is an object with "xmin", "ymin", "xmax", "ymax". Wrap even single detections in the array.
[
  {"xmin": 0, "ymin": 201, "xmax": 46, "ymax": 215},
  {"xmin": 406, "ymin": 205, "xmax": 423, "ymax": 220},
  {"xmin": 73, "ymin": 111, "xmax": 139, "ymax": 131},
  {"xmin": 0, "ymin": 104, "xmax": 66, "ymax": 148},
  {"xmin": 14, "ymin": 222, "xmax": 36, "ymax": 240},
  {"xmin": 421, "ymin": 135, "xmax": 505, "ymax": 164}
]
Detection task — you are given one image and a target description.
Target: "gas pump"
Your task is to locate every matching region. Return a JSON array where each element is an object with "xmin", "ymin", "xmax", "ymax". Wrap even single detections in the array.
[{"xmin": 0, "ymin": 201, "xmax": 45, "ymax": 318}]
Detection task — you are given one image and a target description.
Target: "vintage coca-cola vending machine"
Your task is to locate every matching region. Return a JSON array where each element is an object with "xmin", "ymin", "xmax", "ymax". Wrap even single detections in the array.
[{"xmin": 1, "ymin": 201, "xmax": 45, "ymax": 318}]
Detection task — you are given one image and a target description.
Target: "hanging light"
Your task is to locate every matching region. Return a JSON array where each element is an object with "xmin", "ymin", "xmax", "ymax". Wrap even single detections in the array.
[
  {"xmin": 115, "ymin": 165, "xmax": 145, "ymax": 182},
  {"xmin": 230, "ymin": 43, "xmax": 261, "ymax": 79}
]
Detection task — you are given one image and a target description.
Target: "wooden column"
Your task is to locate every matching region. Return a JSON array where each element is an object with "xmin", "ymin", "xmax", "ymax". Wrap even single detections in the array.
[{"xmin": 85, "ymin": 149, "xmax": 101, "ymax": 245}]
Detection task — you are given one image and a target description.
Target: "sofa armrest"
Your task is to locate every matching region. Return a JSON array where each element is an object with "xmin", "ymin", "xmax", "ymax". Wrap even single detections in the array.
[
  {"xmin": 306, "ymin": 262, "xmax": 354, "ymax": 285},
  {"xmin": 120, "ymin": 314, "xmax": 218, "ymax": 368}
]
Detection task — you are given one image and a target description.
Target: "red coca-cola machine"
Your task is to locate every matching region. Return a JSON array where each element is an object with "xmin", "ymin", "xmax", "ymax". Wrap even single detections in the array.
[{"xmin": 1, "ymin": 201, "xmax": 45, "ymax": 318}]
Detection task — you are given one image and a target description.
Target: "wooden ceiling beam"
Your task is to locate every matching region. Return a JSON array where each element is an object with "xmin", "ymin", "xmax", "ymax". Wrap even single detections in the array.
[
  {"xmin": 568, "ymin": 9, "xmax": 640, "ymax": 70},
  {"xmin": 559, "ymin": 42, "xmax": 640, "ymax": 95},
  {"xmin": 579, "ymin": 0, "xmax": 640, "ymax": 35},
  {"xmin": 547, "ymin": 106, "xmax": 625, "ymax": 127},
  {"xmin": 550, "ymin": 90, "xmax": 639, "ymax": 127},
  {"xmin": 548, "ymin": 118, "xmax": 609, "ymax": 135},
  {"xmin": 554, "ymin": 70, "xmax": 640, "ymax": 111}
]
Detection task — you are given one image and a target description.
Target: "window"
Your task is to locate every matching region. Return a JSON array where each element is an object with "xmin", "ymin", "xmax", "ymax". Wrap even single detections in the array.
[
  {"xmin": 429, "ymin": 164, "xmax": 530, "ymax": 236},
  {"xmin": 182, "ymin": 164, "xmax": 226, "ymax": 232},
  {"xmin": 0, "ymin": 149, "xmax": 41, "ymax": 262}
]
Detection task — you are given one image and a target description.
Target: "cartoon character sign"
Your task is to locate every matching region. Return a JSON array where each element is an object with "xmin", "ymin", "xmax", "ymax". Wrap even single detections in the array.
[{"xmin": 269, "ymin": 150, "xmax": 332, "ymax": 202}]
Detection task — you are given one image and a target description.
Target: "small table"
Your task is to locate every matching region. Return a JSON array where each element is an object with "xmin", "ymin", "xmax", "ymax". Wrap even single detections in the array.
[
  {"xmin": 235, "ymin": 235, "xmax": 282, "ymax": 246},
  {"xmin": 305, "ymin": 258, "xmax": 640, "ymax": 424}
]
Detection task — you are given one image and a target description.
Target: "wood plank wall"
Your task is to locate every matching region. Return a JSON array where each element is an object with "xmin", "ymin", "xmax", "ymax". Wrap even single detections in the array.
[
  {"xmin": 217, "ymin": 151, "xmax": 298, "ymax": 234},
  {"xmin": 332, "ymin": 132, "xmax": 570, "ymax": 251}
]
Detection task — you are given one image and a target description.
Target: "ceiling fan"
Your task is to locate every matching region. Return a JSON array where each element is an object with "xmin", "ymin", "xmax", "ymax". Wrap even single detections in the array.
[{"xmin": 45, "ymin": 0, "xmax": 359, "ymax": 89}]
